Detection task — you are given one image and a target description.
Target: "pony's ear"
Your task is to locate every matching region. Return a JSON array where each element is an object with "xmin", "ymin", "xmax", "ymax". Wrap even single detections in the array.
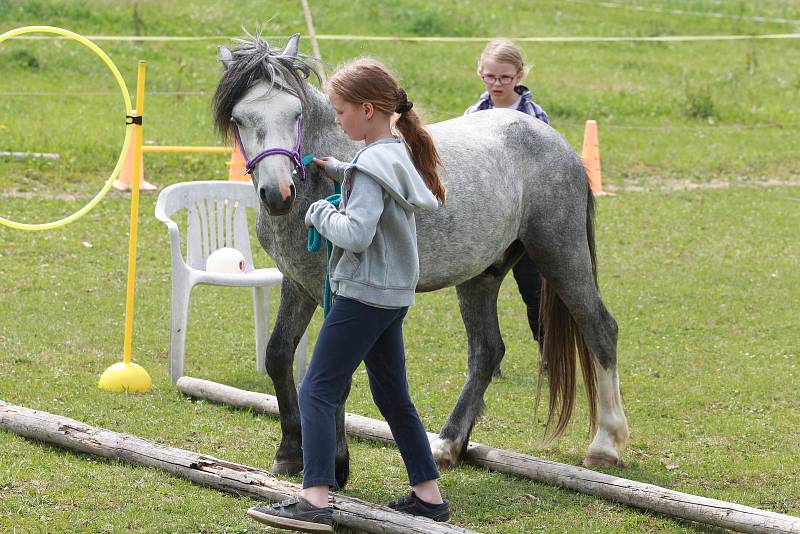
[
  {"xmin": 218, "ymin": 46, "xmax": 234, "ymax": 70},
  {"xmin": 281, "ymin": 33, "xmax": 301, "ymax": 57}
]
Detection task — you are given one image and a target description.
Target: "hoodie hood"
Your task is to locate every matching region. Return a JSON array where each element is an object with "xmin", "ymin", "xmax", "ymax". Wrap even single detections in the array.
[{"xmin": 345, "ymin": 139, "xmax": 439, "ymax": 212}]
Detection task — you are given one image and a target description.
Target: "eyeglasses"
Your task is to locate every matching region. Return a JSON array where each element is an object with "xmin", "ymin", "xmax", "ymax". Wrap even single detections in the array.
[{"xmin": 481, "ymin": 72, "xmax": 520, "ymax": 86}]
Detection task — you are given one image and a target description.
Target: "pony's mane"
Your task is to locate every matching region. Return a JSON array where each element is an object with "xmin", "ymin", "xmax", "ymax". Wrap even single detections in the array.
[{"xmin": 212, "ymin": 31, "xmax": 321, "ymax": 141}]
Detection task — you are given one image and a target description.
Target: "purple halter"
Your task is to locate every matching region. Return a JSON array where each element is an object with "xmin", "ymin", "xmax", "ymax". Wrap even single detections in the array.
[{"xmin": 233, "ymin": 117, "xmax": 306, "ymax": 180}]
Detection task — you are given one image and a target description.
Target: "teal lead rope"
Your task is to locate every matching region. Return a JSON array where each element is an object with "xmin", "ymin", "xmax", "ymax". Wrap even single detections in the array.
[{"xmin": 307, "ymin": 179, "xmax": 342, "ymax": 317}]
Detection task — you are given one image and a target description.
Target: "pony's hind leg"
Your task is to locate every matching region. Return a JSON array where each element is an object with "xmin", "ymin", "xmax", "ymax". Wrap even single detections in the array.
[
  {"xmin": 567, "ymin": 291, "xmax": 628, "ymax": 467},
  {"xmin": 536, "ymin": 252, "xmax": 629, "ymax": 466},
  {"xmin": 432, "ymin": 273, "xmax": 505, "ymax": 468},
  {"xmin": 585, "ymin": 354, "xmax": 628, "ymax": 467}
]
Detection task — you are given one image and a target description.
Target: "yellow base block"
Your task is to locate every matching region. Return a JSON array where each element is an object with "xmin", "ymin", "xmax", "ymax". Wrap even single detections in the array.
[{"xmin": 98, "ymin": 362, "xmax": 152, "ymax": 393}]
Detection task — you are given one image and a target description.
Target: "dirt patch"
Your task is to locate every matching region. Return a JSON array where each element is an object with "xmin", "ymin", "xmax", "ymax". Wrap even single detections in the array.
[
  {"xmin": 1, "ymin": 189, "xmax": 144, "ymax": 200},
  {"xmin": 3, "ymin": 178, "xmax": 800, "ymax": 200},
  {"xmin": 1, "ymin": 190, "xmax": 81, "ymax": 201},
  {"xmin": 605, "ymin": 178, "xmax": 800, "ymax": 193}
]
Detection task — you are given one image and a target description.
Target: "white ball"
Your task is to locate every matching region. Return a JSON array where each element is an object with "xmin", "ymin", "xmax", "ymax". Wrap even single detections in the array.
[{"xmin": 205, "ymin": 247, "xmax": 247, "ymax": 274}]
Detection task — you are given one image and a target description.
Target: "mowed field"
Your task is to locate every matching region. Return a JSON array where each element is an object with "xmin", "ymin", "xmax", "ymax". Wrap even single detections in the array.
[{"xmin": 1, "ymin": 1, "xmax": 799, "ymax": 532}]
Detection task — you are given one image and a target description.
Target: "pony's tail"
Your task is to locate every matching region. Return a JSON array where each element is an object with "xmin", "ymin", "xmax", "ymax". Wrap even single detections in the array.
[
  {"xmin": 395, "ymin": 109, "xmax": 447, "ymax": 204},
  {"xmin": 535, "ymin": 182, "xmax": 598, "ymax": 442}
]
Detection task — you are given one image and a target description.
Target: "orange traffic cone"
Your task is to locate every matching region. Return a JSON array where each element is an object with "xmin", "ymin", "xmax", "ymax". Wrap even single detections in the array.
[
  {"xmin": 227, "ymin": 139, "xmax": 248, "ymax": 181},
  {"xmin": 113, "ymin": 111, "xmax": 157, "ymax": 192},
  {"xmin": 581, "ymin": 120, "xmax": 610, "ymax": 197}
]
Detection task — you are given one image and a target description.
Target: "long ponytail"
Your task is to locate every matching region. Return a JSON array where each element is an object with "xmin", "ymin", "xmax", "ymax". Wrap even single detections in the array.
[
  {"xmin": 327, "ymin": 58, "xmax": 447, "ymax": 204},
  {"xmin": 395, "ymin": 108, "xmax": 446, "ymax": 204}
]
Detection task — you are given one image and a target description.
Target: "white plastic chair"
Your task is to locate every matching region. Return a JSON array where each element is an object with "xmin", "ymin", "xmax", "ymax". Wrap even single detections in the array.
[{"xmin": 155, "ymin": 180, "xmax": 307, "ymax": 384}]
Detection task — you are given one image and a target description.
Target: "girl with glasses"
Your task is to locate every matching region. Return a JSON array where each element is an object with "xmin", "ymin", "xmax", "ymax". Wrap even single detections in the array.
[
  {"xmin": 465, "ymin": 39, "xmax": 550, "ymax": 122},
  {"xmin": 465, "ymin": 39, "xmax": 550, "ymax": 363}
]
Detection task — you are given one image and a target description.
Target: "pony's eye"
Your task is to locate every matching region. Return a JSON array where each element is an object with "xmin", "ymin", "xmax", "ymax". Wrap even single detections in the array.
[{"xmin": 230, "ymin": 116, "xmax": 242, "ymax": 127}]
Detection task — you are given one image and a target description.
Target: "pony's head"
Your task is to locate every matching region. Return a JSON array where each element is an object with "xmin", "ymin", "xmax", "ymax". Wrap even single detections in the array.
[{"xmin": 213, "ymin": 32, "xmax": 320, "ymax": 215}]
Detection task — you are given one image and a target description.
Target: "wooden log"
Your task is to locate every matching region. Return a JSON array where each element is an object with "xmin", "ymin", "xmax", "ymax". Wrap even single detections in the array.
[
  {"xmin": 176, "ymin": 376, "xmax": 800, "ymax": 534},
  {"xmin": 0, "ymin": 400, "xmax": 478, "ymax": 534}
]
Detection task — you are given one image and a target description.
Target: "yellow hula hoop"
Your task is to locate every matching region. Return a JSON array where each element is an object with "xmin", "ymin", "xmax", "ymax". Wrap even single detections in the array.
[{"xmin": 0, "ymin": 26, "xmax": 133, "ymax": 231}]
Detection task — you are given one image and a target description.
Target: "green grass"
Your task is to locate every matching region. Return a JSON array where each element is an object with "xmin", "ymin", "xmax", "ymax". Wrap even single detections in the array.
[
  {"xmin": 1, "ymin": 1, "xmax": 800, "ymax": 532},
  {"xmin": 1, "ymin": 188, "xmax": 798, "ymax": 533}
]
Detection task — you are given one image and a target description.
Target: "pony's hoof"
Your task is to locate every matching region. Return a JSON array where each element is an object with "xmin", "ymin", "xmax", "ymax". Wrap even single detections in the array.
[
  {"xmin": 583, "ymin": 452, "xmax": 623, "ymax": 468},
  {"xmin": 431, "ymin": 438, "xmax": 459, "ymax": 469},
  {"xmin": 271, "ymin": 460, "xmax": 303, "ymax": 476}
]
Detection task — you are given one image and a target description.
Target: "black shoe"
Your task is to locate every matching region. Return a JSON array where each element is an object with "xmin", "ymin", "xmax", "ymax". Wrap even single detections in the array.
[
  {"xmin": 247, "ymin": 496, "xmax": 333, "ymax": 533},
  {"xmin": 387, "ymin": 491, "xmax": 450, "ymax": 522}
]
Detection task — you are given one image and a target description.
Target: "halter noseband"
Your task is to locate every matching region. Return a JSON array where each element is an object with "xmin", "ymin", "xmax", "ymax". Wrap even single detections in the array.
[{"xmin": 233, "ymin": 117, "xmax": 307, "ymax": 180}]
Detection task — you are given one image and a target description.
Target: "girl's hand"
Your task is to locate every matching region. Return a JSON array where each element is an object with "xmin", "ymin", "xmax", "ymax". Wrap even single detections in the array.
[
  {"xmin": 305, "ymin": 198, "xmax": 332, "ymax": 228},
  {"xmin": 313, "ymin": 157, "xmax": 340, "ymax": 179}
]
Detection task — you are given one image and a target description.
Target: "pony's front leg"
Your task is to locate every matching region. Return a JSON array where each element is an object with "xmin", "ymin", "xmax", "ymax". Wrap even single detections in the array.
[
  {"xmin": 334, "ymin": 378, "xmax": 352, "ymax": 489},
  {"xmin": 264, "ymin": 277, "xmax": 317, "ymax": 475},
  {"xmin": 432, "ymin": 275, "xmax": 505, "ymax": 468},
  {"xmin": 584, "ymin": 361, "xmax": 629, "ymax": 467}
]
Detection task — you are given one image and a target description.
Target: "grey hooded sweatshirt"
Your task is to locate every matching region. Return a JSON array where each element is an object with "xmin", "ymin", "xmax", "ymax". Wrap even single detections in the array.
[{"xmin": 304, "ymin": 138, "xmax": 439, "ymax": 308}]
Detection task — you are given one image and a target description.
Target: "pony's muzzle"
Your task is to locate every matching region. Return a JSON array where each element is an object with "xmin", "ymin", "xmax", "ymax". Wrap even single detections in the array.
[{"xmin": 258, "ymin": 182, "xmax": 295, "ymax": 215}]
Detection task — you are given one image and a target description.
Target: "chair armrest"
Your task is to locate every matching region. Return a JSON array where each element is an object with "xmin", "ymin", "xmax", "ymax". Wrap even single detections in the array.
[{"xmin": 154, "ymin": 210, "xmax": 186, "ymax": 271}]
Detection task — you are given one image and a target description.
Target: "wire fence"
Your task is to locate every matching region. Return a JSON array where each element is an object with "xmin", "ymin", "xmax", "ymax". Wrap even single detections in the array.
[{"xmin": 10, "ymin": 32, "xmax": 800, "ymax": 43}]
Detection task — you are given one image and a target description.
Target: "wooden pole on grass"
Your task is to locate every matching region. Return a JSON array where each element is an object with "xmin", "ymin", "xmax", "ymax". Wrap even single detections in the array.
[
  {"xmin": 0, "ymin": 400, "xmax": 478, "ymax": 534},
  {"xmin": 299, "ymin": 0, "xmax": 326, "ymax": 85},
  {"xmin": 175, "ymin": 377, "xmax": 800, "ymax": 534}
]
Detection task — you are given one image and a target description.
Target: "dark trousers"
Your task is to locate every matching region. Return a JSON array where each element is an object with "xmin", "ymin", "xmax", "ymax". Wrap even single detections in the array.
[
  {"xmin": 512, "ymin": 254, "xmax": 543, "ymax": 348},
  {"xmin": 298, "ymin": 297, "xmax": 440, "ymax": 489}
]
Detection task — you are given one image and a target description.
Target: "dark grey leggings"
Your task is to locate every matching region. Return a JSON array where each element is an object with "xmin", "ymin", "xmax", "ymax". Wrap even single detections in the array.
[
  {"xmin": 513, "ymin": 253, "xmax": 543, "ymax": 347},
  {"xmin": 298, "ymin": 296, "xmax": 440, "ymax": 489}
]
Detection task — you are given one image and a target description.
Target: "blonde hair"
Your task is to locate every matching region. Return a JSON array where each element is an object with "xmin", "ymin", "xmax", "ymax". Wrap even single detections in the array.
[
  {"xmin": 478, "ymin": 39, "xmax": 526, "ymax": 75},
  {"xmin": 327, "ymin": 58, "xmax": 446, "ymax": 204}
]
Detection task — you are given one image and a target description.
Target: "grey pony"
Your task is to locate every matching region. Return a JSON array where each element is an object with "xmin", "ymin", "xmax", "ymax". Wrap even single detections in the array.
[{"xmin": 213, "ymin": 33, "xmax": 629, "ymax": 489}]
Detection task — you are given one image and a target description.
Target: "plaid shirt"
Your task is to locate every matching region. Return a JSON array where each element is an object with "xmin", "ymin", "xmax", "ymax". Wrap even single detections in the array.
[{"xmin": 464, "ymin": 84, "xmax": 550, "ymax": 125}]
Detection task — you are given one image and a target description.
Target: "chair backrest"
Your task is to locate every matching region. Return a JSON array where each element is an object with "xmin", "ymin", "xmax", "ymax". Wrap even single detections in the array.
[{"xmin": 155, "ymin": 181, "xmax": 260, "ymax": 271}]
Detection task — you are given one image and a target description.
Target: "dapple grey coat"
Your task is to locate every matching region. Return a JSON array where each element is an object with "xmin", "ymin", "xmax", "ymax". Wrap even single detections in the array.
[{"xmin": 213, "ymin": 34, "xmax": 629, "ymax": 488}]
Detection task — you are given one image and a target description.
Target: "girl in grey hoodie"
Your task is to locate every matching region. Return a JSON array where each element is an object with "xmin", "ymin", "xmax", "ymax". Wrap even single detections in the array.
[{"xmin": 248, "ymin": 59, "xmax": 449, "ymax": 533}]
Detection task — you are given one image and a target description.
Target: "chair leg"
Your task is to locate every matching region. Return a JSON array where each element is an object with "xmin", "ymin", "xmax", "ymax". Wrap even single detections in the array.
[
  {"xmin": 170, "ymin": 280, "xmax": 193, "ymax": 384},
  {"xmin": 253, "ymin": 286, "xmax": 271, "ymax": 374},
  {"xmin": 294, "ymin": 330, "xmax": 309, "ymax": 384}
]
